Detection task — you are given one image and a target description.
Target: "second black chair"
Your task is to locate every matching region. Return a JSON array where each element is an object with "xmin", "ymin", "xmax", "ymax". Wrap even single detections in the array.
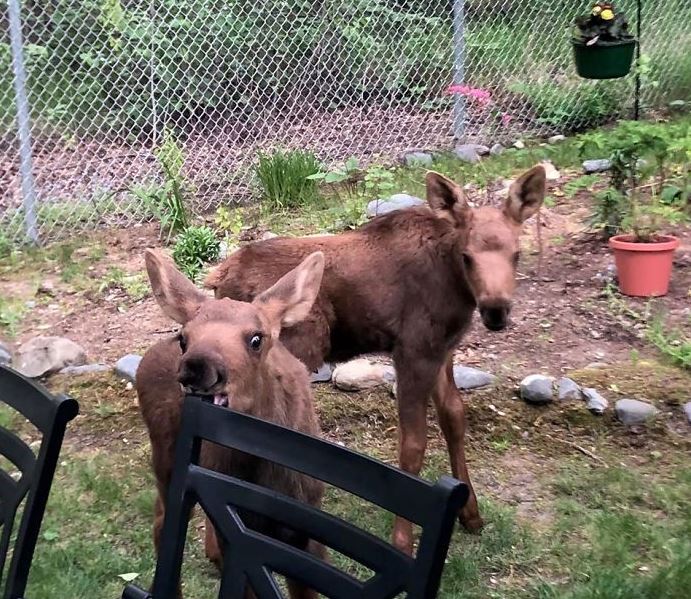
[{"xmin": 124, "ymin": 394, "xmax": 468, "ymax": 599}]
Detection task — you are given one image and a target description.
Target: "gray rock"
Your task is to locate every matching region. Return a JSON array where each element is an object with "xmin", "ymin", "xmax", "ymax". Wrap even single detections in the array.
[
  {"xmin": 453, "ymin": 365, "xmax": 496, "ymax": 390},
  {"xmin": 403, "ymin": 152, "xmax": 433, "ymax": 167},
  {"xmin": 489, "ymin": 143, "xmax": 505, "ymax": 156},
  {"xmin": 366, "ymin": 193, "xmax": 424, "ymax": 217},
  {"xmin": 558, "ymin": 377, "xmax": 582, "ymax": 401},
  {"xmin": 548, "ymin": 134, "xmax": 566, "ymax": 144},
  {"xmin": 541, "ymin": 161, "xmax": 561, "ymax": 181},
  {"xmin": 59, "ymin": 363, "xmax": 111, "ymax": 376},
  {"xmin": 615, "ymin": 399, "xmax": 660, "ymax": 425},
  {"xmin": 0, "ymin": 341, "xmax": 11, "ymax": 366},
  {"xmin": 115, "ymin": 354, "xmax": 143, "ymax": 382},
  {"xmin": 520, "ymin": 374, "xmax": 555, "ymax": 404},
  {"xmin": 260, "ymin": 231, "xmax": 278, "ymax": 241},
  {"xmin": 582, "ymin": 387, "xmax": 608, "ymax": 414},
  {"xmin": 310, "ymin": 363, "xmax": 333, "ymax": 383},
  {"xmin": 583, "ymin": 159, "xmax": 611, "ymax": 174},
  {"xmin": 15, "ymin": 336, "xmax": 87, "ymax": 378},
  {"xmin": 332, "ymin": 359, "xmax": 396, "ymax": 391},
  {"xmin": 453, "ymin": 145, "xmax": 481, "ymax": 163},
  {"xmin": 37, "ymin": 280, "xmax": 57, "ymax": 297},
  {"xmin": 684, "ymin": 402, "xmax": 691, "ymax": 424},
  {"xmin": 513, "ymin": 140, "xmax": 526, "ymax": 149}
]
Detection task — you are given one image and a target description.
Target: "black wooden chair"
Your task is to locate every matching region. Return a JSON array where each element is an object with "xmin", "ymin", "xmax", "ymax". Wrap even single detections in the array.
[
  {"xmin": 124, "ymin": 394, "xmax": 468, "ymax": 599},
  {"xmin": 0, "ymin": 365, "xmax": 79, "ymax": 599}
]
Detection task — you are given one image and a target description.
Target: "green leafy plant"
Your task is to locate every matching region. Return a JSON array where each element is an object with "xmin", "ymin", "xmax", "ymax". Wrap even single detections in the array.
[
  {"xmin": 98, "ymin": 267, "xmax": 149, "ymax": 301},
  {"xmin": 647, "ymin": 315, "xmax": 691, "ymax": 370},
  {"xmin": 255, "ymin": 150, "xmax": 321, "ymax": 210},
  {"xmin": 143, "ymin": 129, "xmax": 191, "ymax": 242},
  {"xmin": 578, "ymin": 120, "xmax": 690, "ymax": 240},
  {"xmin": 172, "ymin": 226, "xmax": 220, "ymax": 281},
  {"xmin": 214, "ymin": 206, "xmax": 244, "ymax": 236},
  {"xmin": 574, "ymin": 2, "xmax": 634, "ymax": 45},
  {"xmin": 364, "ymin": 165, "xmax": 396, "ymax": 199}
]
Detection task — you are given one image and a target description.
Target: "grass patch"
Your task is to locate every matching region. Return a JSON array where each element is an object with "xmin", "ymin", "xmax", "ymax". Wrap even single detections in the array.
[{"xmin": 255, "ymin": 149, "xmax": 322, "ymax": 211}]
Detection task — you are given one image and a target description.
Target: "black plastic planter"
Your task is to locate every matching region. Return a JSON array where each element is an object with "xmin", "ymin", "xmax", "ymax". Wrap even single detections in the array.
[{"xmin": 572, "ymin": 38, "xmax": 637, "ymax": 79}]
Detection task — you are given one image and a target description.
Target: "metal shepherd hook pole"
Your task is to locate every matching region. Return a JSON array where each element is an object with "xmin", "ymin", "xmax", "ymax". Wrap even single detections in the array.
[
  {"xmin": 634, "ymin": 0, "xmax": 642, "ymax": 120},
  {"xmin": 8, "ymin": 0, "xmax": 39, "ymax": 244}
]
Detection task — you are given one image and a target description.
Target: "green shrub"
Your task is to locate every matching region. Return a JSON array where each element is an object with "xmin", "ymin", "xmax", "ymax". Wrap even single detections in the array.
[
  {"xmin": 172, "ymin": 226, "xmax": 220, "ymax": 281},
  {"xmin": 132, "ymin": 130, "xmax": 190, "ymax": 242},
  {"xmin": 255, "ymin": 149, "xmax": 321, "ymax": 210},
  {"xmin": 508, "ymin": 80, "xmax": 622, "ymax": 131}
]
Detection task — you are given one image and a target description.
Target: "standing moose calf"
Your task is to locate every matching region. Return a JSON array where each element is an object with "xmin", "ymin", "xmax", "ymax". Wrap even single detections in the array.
[
  {"xmin": 206, "ymin": 166, "xmax": 547, "ymax": 553},
  {"xmin": 136, "ymin": 249, "xmax": 326, "ymax": 598}
]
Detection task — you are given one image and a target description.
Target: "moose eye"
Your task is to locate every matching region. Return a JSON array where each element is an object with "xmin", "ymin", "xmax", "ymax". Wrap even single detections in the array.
[
  {"xmin": 249, "ymin": 333, "xmax": 263, "ymax": 352},
  {"xmin": 462, "ymin": 253, "xmax": 473, "ymax": 270},
  {"xmin": 178, "ymin": 334, "xmax": 187, "ymax": 353}
]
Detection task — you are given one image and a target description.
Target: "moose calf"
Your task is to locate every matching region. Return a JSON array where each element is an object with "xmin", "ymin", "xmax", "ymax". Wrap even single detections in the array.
[
  {"xmin": 136, "ymin": 249, "xmax": 326, "ymax": 598},
  {"xmin": 205, "ymin": 166, "xmax": 547, "ymax": 553}
]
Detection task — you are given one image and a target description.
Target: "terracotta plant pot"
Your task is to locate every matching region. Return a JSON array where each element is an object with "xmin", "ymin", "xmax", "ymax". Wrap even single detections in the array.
[
  {"xmin": 608, "ymin": 234, "xmax": 680, "ymax": 297},
  {"xmin": 572, "ymin": 38, "xmax": 636, "ymax": 79}
]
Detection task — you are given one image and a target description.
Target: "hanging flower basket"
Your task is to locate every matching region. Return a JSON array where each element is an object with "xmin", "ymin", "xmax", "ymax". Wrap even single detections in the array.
[{"xmin": 572, "ymin": 2, "xmax": 636, "ymax": 80}]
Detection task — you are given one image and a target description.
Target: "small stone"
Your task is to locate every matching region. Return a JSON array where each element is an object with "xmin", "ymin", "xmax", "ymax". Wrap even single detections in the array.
[
  {"xmin": 58, "ymin": 364, "xmax": 110, "ymax": 375},
  {"xmin": 513, "ymin": 140, "xmax": 526, "ymax": 149},
  {"xmin": 366, "ymin": 194, "xmax": 424, "ymax": 217},
  {"xmin": 37, "ymin": 280, "xmax": 56, "ymax": 297},
  {"xmin": 489, "ymin": 143, "xmax": 505, "ymax": 156},
  {"xmin": 403, "ymin": 151, "xmax": 433, "ymax": 167},
  {"xmin": 15, "ymin": 336, "xmax": 87, "ymax": 378},
  {"xmin": 0, "ymin": 341, "xmax": 12, "ymax": 366},
  {"xmin": 332, "ymin": 359, "xmax": 396, "ymax": 392},
  {"xmin": 540, "ymin": 160, "xmax": 561, "ymax": 181},
  {"xmin": 683, "ymin": 402, "xmax": 691, "ymax": 424},
  {"xmin": 583, "ymin": 159, "xmax": 611, "ymax": 174},
  {"xmin": 615, "ymin": 399, "xmax": 660, "ymax": 425},
  {"xmin": 585, "ymin": 362, "xmax": 608, "ymax": 370},
  {"xmin": 260, "ymin": 231, "xmax": 278, "ymax": 241},
  {"xmin": 557, "ymin": 377, "xmax": 582, "ymax": 401},
  {"xmin": 310, "ymin": 362, "xmax": 333, "ymax": 383},
  {"xmin": 520, "ymin": 374, "xmax": 554, "ymax": 404},
  {"xmin": 115, "ymin": 354, "xmax": 143, "ymax": 382},
  {"xmin": 548, "ymin": 134, "xmax": 566, "ymax": 144},
  {"xmin": 582, "ymin": 387, "xmax": 608, "ymax": 414},
  {"xmin": 218, "ymin": 241, "xmax": 229, "ymax": 260},
  {"xmin": 453, "ymin": 145, "xmax": 481, "ymax": 163},
  {"xmin": 453, "ymin": 365, "xmax": 496, "ymax": 390}
]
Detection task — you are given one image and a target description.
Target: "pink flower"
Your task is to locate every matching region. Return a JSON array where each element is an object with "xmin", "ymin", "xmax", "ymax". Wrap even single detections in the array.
[
  {"xmin": 447, "ymin": 84, "xmax": 492, "ymax": 106},
  {"xmin": 501, "ymin": 113, "xmax": 513, "ymax": 126}
]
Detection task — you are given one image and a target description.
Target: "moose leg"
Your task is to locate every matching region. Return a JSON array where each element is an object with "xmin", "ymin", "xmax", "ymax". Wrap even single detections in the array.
[
  {"xmin": 431, "ymin": 356, "xmax": 483, "ymax": 532},
  {"xmin": 204, "ymin": 517, "xmax": 223, "ymax": 568},
  {"xmin": 391, "ymin": 349, "xmax": 442, "ymax": 554}
]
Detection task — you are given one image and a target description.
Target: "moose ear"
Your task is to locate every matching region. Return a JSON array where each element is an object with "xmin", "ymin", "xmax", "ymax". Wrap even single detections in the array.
[
  {"xmin": 504, "ymin": 165, "xmax": 546, "ymax": 224},
  {"xmin": 254, "ymin": 252, "xmax": 325, "ymax": 337},
  {"xmin": 426, "ymin": 171, "xmax": 470, "ymax": 225},
  {"xmin": 144, "ymin": 249, "xmax": 207, "ymax": 324}
]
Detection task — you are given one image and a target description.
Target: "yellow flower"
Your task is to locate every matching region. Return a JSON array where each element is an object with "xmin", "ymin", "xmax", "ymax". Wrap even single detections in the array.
[
  {"xmin": 592, "ymin": 5, "xmax": 602, "ymax": 15},
  {"xmin": 601, "ymin": 8, "xmax": 615, "ymax": 20}
]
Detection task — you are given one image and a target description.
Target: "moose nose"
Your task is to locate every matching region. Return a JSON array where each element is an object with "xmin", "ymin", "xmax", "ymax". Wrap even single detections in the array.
[
  {"xmin": 479, "ymin": 301, "xmax": 511, "ymax": 332},
  {"xmin": 178, "ymin": 354, "xmax": 227, "ymax": 394}
]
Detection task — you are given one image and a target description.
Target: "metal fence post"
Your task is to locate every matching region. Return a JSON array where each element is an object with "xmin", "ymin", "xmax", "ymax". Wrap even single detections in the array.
[
  {"xmin": 452, "ymin": 0, "xmax": 466, "ymax": 143},
  {"xmin": 8, "ymin": 0, "xmax": 39, "ymax": 244}
]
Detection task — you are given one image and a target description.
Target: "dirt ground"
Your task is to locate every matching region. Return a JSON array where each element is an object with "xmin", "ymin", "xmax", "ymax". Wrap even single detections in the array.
[{"xmin": 3, "ymin": 183, "xmax": 690, "ymax": 379}]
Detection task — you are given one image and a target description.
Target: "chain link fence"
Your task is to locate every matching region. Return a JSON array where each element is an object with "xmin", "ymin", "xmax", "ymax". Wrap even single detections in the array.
[{"xmin": 1, "ymin": 0, "xmax": 689, "ymax": 244}]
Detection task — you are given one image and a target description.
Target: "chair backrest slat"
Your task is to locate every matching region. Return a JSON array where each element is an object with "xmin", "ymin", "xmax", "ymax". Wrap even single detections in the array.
[
  {"xmin": 192, "ymin": 399, "xmax": 445, "ymax": 525},
  {"xmin": 189, "ymin": 466, "xmax": 413, "ymax": 577},
  {"xmin": 0, "ymin": 365, "xmax": 78, "ymax": 599}
]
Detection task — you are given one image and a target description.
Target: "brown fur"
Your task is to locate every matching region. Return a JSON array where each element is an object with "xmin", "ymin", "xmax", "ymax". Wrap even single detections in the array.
[
  {"xmin": 136, "ymin": 250, "xmax": 327, "ymax": 598},
  {"xmin": 205, "ymin": 166, "xmax": 546, "ymax": 553}
]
